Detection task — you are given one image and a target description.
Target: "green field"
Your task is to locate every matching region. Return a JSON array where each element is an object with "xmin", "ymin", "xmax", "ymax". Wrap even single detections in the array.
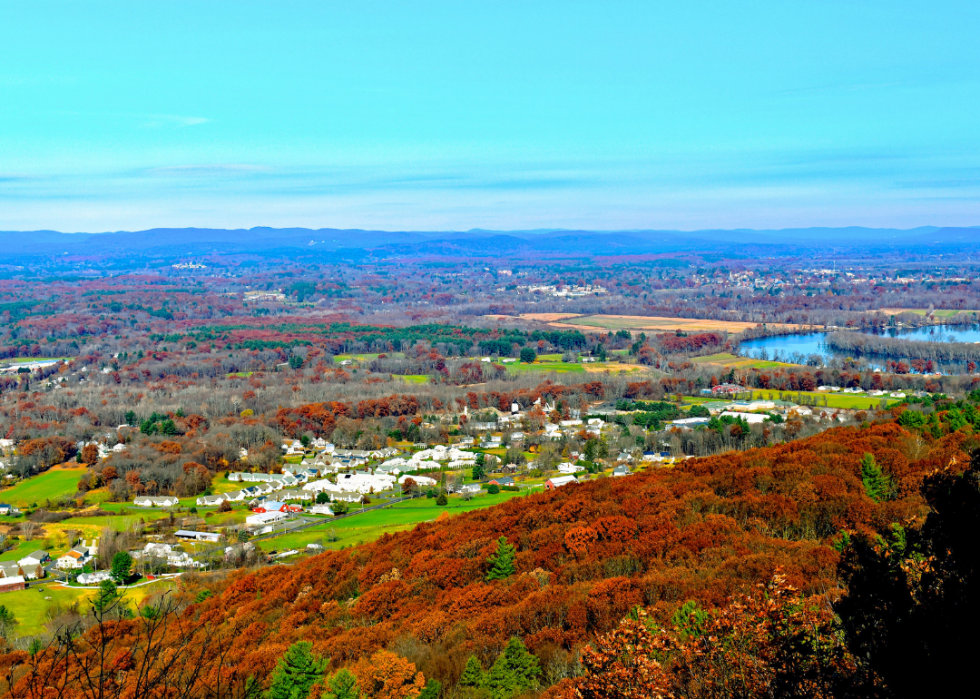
[
  {"xmin": 690, "ymin": 352, "xmax": 799, "ymax": 370},
  {"xmin": 749, "ymin": 390, "xmax": 897, "ymax": 410},
  {"xmin": 334, "ymin": 353, "xmax": 391, "ymax": 363},
  {"xmin": 257, "ymin": 490, "xmax": 534, "ymax": 553},
  {"xmin": 0, "ymin": 467, "xmax": 87, "ymax": 508},
  {"xmin": 0, "ymin": 579, "xmax": 176, "ymax": 637},
  {"xmin": 0, "ymin": 538, "xmax": 45, "ymax": 562},
  {"xmin": 394, "ymin": 374, "xmax": 430, "ymax": 384},
  {"xmin": 508, "ymin": 360, "xmax": 585, "ymax": 374},
  {"xmin": 883, "ymin": 308, "xmax": 977, "ymax": 318},
  {"xmin": 226, "ymin": 371, "xmax": 254, "ymax": 378}
]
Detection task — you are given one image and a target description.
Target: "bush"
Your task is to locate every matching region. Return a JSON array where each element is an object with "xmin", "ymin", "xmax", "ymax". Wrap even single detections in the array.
[
  {"xmin": 436, "ymin": 492, "xmax": 448, "ymax": 506},
  {"xmin": 487, "ymin": 484, "xmax": 500, "ymax": 494},
  {"xmin": 519, "ymin": 347, "xmax": 537, "ymax": 363}
]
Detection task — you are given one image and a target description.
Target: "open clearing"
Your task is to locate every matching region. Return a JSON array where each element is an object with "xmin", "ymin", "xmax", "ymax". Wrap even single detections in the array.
[
  {"xmin": 513, "ymin": 313, "xmax": 814, "ymax": 334},
  {"xmin": 690, "ymin": 352, "xmax": 799, "ymax": 370},
  {"xmin": 257, "ymin": 490, "xmax": 532, "ymax": 553},
  {"xmin": 0, "ymin": 465, "xmax": 86, "ymax": 508},
  {"xmin": 749, "ymin": 390, "xmax": 899, "ymax": 410},
  {"xmin": 394, "ymin": 374, "xmax": 430, "ymax": 384},
  {"xmin": 507, "ymin": 357, "xmax": 651, "ymax": 375},
  {"xmin": 2, "ymin": 579, "xmax": 176, "ymax": 637},
  {"xmin": 879, "ymin": 308, "xmax": 977, "ymax": 318}
]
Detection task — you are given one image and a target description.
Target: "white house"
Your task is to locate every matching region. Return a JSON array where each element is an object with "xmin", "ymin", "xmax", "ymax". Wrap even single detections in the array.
[
  {"xmin": 545, "ymin": 475, "xmax": 578, "ymax": 490},
  {"xmin": 174, "ymin": 530, "xmax": 221, "ymax": 543},
  {"xmin": 397, "ymin": 474, "xmax": 437, "ymax": 487},
  {"xmin": 56, "ymin": 546, "xmax": 91, "ymax": 570},
  {"xmin": 306, "ymin": 472, "xmax": 395, "ymax": 495},
  {"xmin": 246, "ymin": 510, "xmax": 289, "ymax": 533},
  {"xmin": 557, "ymin": 462, "xmax": 585, "ymax": 474},
  {"xmin": 196, "ymin": 494, "xmax": 228, "ymax": 506},
  {"xmin": 133, "ymin": 496, "xmax": 180, "ymax": 507},
  {"xmin": 137, "ymin": 542, "xmax": 172, "ymax": 559},
  {"xmin": 77, "ymin": 571, "xmax": 113, "ymax": 585},
  {"xmin": 18, "ymin": 550, "xmax": 50, "ymax": 571}
]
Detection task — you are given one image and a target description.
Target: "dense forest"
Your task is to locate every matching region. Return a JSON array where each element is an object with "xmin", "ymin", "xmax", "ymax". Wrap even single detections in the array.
[{"xmin": 2, "ymin": 412, "xmax": 975, "ymax": 699}]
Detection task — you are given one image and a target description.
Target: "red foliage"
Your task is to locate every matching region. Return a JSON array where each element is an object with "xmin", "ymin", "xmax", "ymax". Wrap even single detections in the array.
[{"xmin": 1, "ymin": 421, "xmax": 963, "ymax": 696}]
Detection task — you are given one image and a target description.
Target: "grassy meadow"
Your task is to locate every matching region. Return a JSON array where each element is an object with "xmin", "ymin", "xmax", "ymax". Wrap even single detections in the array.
[
  {"xmin": 0, "ymin": 466, "xmax": 86, "ymax": 508},
  {"xmin": 256, "ymin": 489, "xmax": 535, "ymax": 553}
]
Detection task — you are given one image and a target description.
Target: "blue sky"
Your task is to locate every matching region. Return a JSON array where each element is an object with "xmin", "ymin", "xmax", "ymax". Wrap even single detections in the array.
[{"xmin": 0, "ymin": 1, "xmax": 977, "ymax": 231}]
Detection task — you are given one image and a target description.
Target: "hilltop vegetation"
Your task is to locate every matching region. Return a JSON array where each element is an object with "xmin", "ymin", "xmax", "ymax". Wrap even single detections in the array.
[{"xmin": 2, "ymin": 418, "xmax": 971, "ymax": 698}]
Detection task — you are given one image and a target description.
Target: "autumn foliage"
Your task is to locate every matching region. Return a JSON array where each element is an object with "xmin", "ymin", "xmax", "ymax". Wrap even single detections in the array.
[{"xmin": 0, "ymin": 421, "xmax": 969, "ymax": 698}]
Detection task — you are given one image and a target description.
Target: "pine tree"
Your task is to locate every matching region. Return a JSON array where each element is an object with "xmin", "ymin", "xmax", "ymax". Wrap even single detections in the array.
[
  {"xmin": 499, "ymin": 637, "xmax": 540, "ymax": 692},
  {"xmin": 861, "ymin": 453, "xmax": 893, "ymax": 502},
  {"xmin": 418, "ymin": 679, "xmax": 441, "ymax": 699},
  {"xmin": 323, "ymin": 668, "xmax": 360, "ymax": 699},
  {"xmin": 485, "ymin": 537, "xmax": 516, "ymax": 582},
  {"xmin": 92, "ymin": 579, "xmax": 120, "ymax": 615},
  {"xmin": 110, "ymin": 551, "xmax": 133, "ymax": 584},
  {"xmin": 265, "ymin": 641, "xmax": 327, "ymax": 699},
  {"xmin": 459, "ymin": 656, "xmax": 485, "ymax": 688},
  {"xmin": 485, "ymin": 655, "xmax": 516, "ymax": 699}
]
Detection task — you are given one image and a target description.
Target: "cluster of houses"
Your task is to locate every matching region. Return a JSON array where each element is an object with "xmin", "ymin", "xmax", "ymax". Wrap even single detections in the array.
[
  {"xmin": 0, "ymin": 541, "xmax": 102, "ymax": 593},
  {"xmin": 133, "ymin": 541, "xmax": 202, "ymax": 568}
]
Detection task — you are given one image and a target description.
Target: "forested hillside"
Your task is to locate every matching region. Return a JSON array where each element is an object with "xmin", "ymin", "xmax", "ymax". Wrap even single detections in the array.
[{"xmin": 2, "ymin": 419, "xmax": 969, "ymax": 698}]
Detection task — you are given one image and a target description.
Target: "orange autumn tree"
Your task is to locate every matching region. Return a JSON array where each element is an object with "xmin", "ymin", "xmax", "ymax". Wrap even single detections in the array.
[
  {"xmin": 561, "ymin": 573, "xmax": 878, "ymax": 699},
  {"xmin": 352, "ymin": 650, "xmax": 425, "ymax": 699}
]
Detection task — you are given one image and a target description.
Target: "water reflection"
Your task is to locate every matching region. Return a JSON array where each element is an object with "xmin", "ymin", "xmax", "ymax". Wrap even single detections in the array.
[{"xmin": 738, "ymin": 324, "xmax": 980, "ymax": 367}]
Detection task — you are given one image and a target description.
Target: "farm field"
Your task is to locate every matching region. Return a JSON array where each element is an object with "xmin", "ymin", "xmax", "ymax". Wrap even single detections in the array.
[
  {"xmin": 690, "ymin": 352, "xmax": 799, "ymax": 370},
  {"xmin": 523, "ymin": 314, "xmax": 814, "ymax": 334},
  {"xmin": 749, "ymin": 390, "xmax": 898, "ymax": 410},
  {"xmin": 507, "ymin": 356, "xmax": 650, "ymax": 376},
  {"xmin": 393, "ymin": 374, "xmax": 430, "ymax": 384},
  {"xmin": 0, "ymin": 465, "xmax": 86, "ymax": 508},
  {"xmin": 508, "ymin": 359, "xmax": 584, "ymax": 374},
  {"xmin": 1, "ymin": 579, "xmax": 176, "ymax": 637},
  {"xmin": 0, "ymin": 538, "xmax": 44, "ymax": 562},
  {"xmin": 334, "ymin": 352, "xmax": 401, "ymax": 363},
  {"xmin": 878, "ymin": 308, "xmax": 977, "ymax": 318},
  {"xmin": 257, "ymin": 490, "xmax": 534, "ymax": 553}
]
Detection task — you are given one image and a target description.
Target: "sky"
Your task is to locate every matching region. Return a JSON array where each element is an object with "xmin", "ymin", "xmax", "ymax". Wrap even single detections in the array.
[{"xmin": 0, "ymin": 1, "xmax": 978, "ymax": 232}]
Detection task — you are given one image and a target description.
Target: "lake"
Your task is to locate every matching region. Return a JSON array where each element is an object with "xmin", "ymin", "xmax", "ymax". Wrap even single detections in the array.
[{"xmin": 738, "ymin": 325, "xmax": 980, "ymax": 365}]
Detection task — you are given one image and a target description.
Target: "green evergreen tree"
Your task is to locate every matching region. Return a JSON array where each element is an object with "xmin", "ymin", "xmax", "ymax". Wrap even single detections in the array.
[
  {"xmin": 322, "ymin": 668, "xmax": 359, "ymax": 699},
  {"xmin": 110, "ymin": 551, "xmax": 133, "ymax": 584},
  {"xmin": 459, "ymin": 655, "xmax": 485, "ymax": 688},
  {"xmin": 484, "ymin": 656, "xmax": 516, "ymax": 699},
  {"xmin": 499, "ymin": 637, "xmax": 540, "ymax": 692},
  {"xmin": 92, "ymin": 579, "xmax": 120, "ymax": 615},
  {"xmin": 265, "ymin": 641, "xmax": 327, "ymax": 699},
  {"xmin": 418, "ymin": 679, "xmax": 441, "ymax": 699},
  {"xmin": 861, "ymin": 453, "xmax": 893, "ymax": 502},
  {"xmin": 472, "ymin": 462, "xmax": 486, "ymax": 481},
  {"xmin": 436, "ymin": 491, "xmax": 448, "ymax": 506},
  {"xmin": 485, "ymin": 537, "xmax": 516, "ymax": 582},
  {"xmin": 0, "ymin": 604, "xmax": 16, "ymax": 639},
  {"xmin": 474, "ymin": 637, "xmax": 541, "ymax": 699}
]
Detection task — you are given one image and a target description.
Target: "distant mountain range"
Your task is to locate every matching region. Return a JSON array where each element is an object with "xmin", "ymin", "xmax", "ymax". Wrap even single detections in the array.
[{"xmin": 0, "ymin": 225, "xmax": 978, "ymax": 260}]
